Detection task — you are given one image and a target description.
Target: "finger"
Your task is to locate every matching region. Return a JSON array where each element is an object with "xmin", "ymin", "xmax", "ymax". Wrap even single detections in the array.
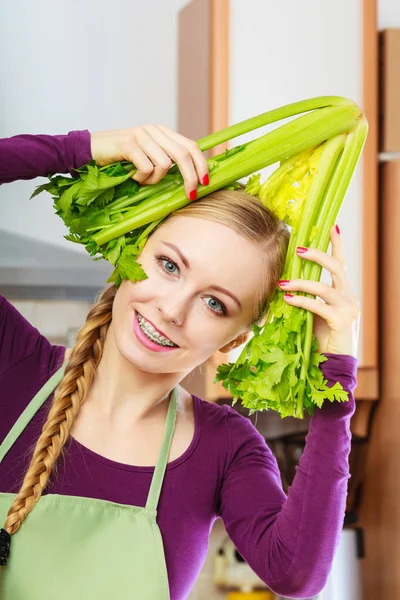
[
  {"xmin": 133, "ymin": 128, "xmax": 173, "ymax": 185},
  {"xmin": 155, "ymin": 125, "xmax": 209, "ymax": 187},
  {"xmin": 126, "ymin": 145, "xmax": 156, "ymax": 184},
  {"xmin": 283, "ymin": 292, "xmax": 332, "ymax": 321},
  {"xmin": 296, "ymin": 246, "xmax": 350, "ymax": 293},
  {"xmin": 139, "ymin": 125, "xmax": 199, "ymax": 199},
  {"xmin": 278, "ymin": 279, "xmax": 342, "ymax": 306},
  {"xmin": 330, "ymin": 224, "xmax": 346, "ymax": 265},
  {"xmin": 284, "ymin": 291, "xmax": 360, "ymax": 329}
]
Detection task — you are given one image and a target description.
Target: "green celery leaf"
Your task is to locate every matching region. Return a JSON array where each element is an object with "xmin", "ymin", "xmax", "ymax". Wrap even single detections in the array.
[
  {"xmin": 245, "ymin": 173, "xmax": 262, "ymax": 196},
  {"xmin": 114, "ymin": 178, "xmax": 140, "ymax": 200},
  {"xmin": 92, "ymin": 187, "xmax": 116, "ymax": 208},
  {"xmin": 116, "ymin": 244, "xmax": 148, "ymax": 283},
  {"xmin": 260, "ymin": 347, "xmax": 300, "ymax": 387},
  {"xmin": 30, "ymin": 175, "xmax": 76, "ymax": 199},
  {"xmin": 104, "ymin": 235, "xmax": 126, "ymax": 265},
  {"xmin": 58, "ymin": 181, "xmax": 83, "ymax": 213},
  {"xmin": 107, "ymin": 267, "xmax": 122, "ymax": 286},
  {"xmin": 104, "ymin": 162, "xmax": 130, "ymax": 177},
  {"xmin": 309, "ymin": 380, "xmax": 348, "ymax": 408},
  {"xmin": 77, "ymin": 163, "xmax": 133, "ymax": 206},
  {"xmin": 30, "ymin": 181, "xmax": 57, "ymax": 199},
  {"xmin": 74, "ymin": 159, "xmax": 96, "ymax": 173}
]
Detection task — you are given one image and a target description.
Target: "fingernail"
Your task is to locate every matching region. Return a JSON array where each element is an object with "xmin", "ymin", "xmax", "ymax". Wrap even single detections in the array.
[
  {"xmin": 296, "ymin": 246, "xmax": 308, "ymax": 254},
  {"xmin": 189, "ymin": 189, "xmax": 197, "ymax": 201},
  {"xmin": 202, "ymin": 174, "xmax": 209, "ymax": 186},
  {"xmin": 284, "ymin": 293, "xmax": 294, "ymax": 299},
  {"xmin": 279, "ymin": 280, "xmax": 290, "ymax": 286},
  {"xmin": 335, "ymin": 224, "xmax": 340, "ymax": 235}
]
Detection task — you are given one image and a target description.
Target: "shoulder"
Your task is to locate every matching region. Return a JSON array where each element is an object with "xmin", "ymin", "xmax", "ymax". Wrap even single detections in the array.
[
  {"xmin": 191, "ymin": 394, "xmax": 271, "ymax": 464},
  {"xmin": 0, "ymin": 294, "xmax": 66, "ymax": 389},
  {"xmin": 190, "ymin": 393, "xmax": 263, "ymax": 438},
  {"xmin": 0, "ymin": 296, "xmax": 66, "ymax": 444},
  {"xmin": 0, "ymin": 295, "xmax": 44, "ymax": 375}
]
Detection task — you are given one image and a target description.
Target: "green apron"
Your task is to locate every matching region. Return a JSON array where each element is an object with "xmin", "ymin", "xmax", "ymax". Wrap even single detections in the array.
[{"xmin": 0, "ymin": 363, "xmax": 178, "ymax": 599}]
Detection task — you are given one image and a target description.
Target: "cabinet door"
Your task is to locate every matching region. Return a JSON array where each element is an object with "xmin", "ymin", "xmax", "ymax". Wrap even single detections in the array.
[{"xmin": 178, "ymin": 0, "xmax": 378, "ymax": 402}]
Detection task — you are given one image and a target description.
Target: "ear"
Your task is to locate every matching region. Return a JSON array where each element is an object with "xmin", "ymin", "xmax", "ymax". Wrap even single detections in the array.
[{"xmin": 218, "ymin": 331, "xmax": 250, "ymax": 354}]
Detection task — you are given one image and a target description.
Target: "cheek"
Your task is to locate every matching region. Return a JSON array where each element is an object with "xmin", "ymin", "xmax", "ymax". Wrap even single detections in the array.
[
  {"xmin": 184, "ymin": 313, "xmax": 238, "ymax": 353},
  {"xmin": 116, "ymin": 272, "xmax": 159, "ymax": 305}
]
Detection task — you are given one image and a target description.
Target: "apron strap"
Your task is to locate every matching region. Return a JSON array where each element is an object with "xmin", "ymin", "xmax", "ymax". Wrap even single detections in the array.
[
  {"xmin": 145, "ymin": 386, "xmax": 179, "ymax": 512},
  {"xmin": 1, "ymin": 361, "xmax": 179, "ymax": 512},
  {"xmin": 0, "ymin": 363, "xmax": 67, "ymax": 464}
]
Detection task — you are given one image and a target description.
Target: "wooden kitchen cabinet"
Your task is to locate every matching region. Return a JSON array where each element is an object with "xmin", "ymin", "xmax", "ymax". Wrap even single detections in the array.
[
  {"xmin": 178, "ymin": 0, "xmax": 379, "ymax": 411},
  {"xmin": 357, "ymin": 162, "xmax": 400, "ymax": 599}
]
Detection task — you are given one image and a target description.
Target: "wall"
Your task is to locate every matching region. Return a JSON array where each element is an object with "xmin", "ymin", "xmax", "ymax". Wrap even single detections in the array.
[
  {"xmin": 379, "ymin": 0, "xmax": 400, "ymax": 28},
  {"xmin": 0, "ymin": 0, "xmax": 188, "ymax": 250},
  {"xmin": 227, "ymin": 0, "xmax": 364, "ymax": 363}
]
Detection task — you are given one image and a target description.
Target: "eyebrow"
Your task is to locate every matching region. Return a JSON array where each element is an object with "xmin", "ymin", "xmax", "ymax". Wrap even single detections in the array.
[{"xmin": 161, "ymin": 241, "xmax": 242, "ymax": 309}]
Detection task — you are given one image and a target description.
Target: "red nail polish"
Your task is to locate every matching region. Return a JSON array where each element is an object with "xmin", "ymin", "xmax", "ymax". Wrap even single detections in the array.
[
  {"xmin": 279, "ymin": 280, "xmax": 290, "ymax": 286},
  {"xmin": 284, "ymin": 293, "xmax": 294, "ymax": 299},
  {"xmin": 202, "ymin": 174, "xmax": 209, "ymax": 186},
  {"xmin": 335, "ymin": 224, "xmax": 340, "ymax": 235},
  {"xmin": 189, "ymin": 189, "xmax": 197, "ymax": 201},
  {"xmin": 296, "ymin": 246, "xmax": 308, "ymax": 254}
]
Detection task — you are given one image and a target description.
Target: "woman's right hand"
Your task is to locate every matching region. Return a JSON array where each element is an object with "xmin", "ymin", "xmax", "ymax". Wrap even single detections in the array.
[{"xmin": 90, "ymin": 125, "xmax": 209, "ymax": 200}]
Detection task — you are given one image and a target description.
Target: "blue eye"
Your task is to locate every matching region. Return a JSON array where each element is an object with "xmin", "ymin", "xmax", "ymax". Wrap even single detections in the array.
[
  {"xmin": 164, "ymin": 260, "xmax": 178, "ymax": 274},
  {"xmin": 205, "ymin": 297, "xmax": 225, "ymax": 314},
  {"xmin": 158, "ymin": 257, "xmax": 179, "ymax": 275}
]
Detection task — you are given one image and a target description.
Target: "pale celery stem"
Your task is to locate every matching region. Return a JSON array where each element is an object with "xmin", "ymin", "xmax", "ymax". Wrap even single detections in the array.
[
  {"xmin": 298, "ymin": 119, "xmax": 368, "ymax": 414},
  {"xmin": 108, "ymin": 177, "xmax": 177, "ymax": 213},
  {"xmin": 282, "ymin": 136, "xmax": 347, "ymax": 416},
  {"xmin": 196, "ymin": 96, "xmax": 354, "ymax": 152},
  {"xmin": 97, "ymin": 97, "xmax": 354, "ymax": 208},
  {"xmin": 93, "ymin": 104, "xmax": 361, "ymax": 247},
  {"xmin": 135, "ymin": 219, "xmax": 164, "ymax": 246},
  {"xmin": 110, "ymin": 181, "xmax": 186, "ymax": 221}
]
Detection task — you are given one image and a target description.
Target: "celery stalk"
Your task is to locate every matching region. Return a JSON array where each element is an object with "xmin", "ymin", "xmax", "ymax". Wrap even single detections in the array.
[
  {"xmin": 215, "ymin": 119, "xmax": 367, "ymax": 418},
  {"xmin": 296, "ymin": 117, "xmax": 369, "ymax": 413},
  {"xmin": 93, "ymin": 103, "xmax": 361, "ymax": 246},
  {"xmin": 195, "ymin": 95, "xmax": 352, "ymax": 151}
]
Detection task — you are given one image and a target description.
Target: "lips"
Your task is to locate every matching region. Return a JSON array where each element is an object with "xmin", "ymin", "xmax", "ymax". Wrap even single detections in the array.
[{"xmin": 135, "ymin": 311, "xmax": 178, "ymax": 346}]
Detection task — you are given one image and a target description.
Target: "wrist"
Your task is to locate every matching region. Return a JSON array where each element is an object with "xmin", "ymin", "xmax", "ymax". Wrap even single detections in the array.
[
  {"xmin": 67, "ymin": 130, "xmax": 92, "ymax": 173},
  {"xmin": 90, "ymin": 131, "xmax": 101, "ymax": 164},
  {"xmin": 90, "ymin": 130, "xmax": 123, "ymax": 167}
]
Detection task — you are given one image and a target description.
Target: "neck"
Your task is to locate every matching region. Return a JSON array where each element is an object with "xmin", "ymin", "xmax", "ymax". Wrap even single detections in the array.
[{"xmin": 65, "ymin": 324, "xmax": 189, "ymax": 425}]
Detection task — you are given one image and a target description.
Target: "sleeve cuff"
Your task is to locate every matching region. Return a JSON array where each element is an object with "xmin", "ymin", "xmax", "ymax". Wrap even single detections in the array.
[
  {"xmin": 316, "ymin": 353, "xmax": 358, "ymax": 418},
  {"xmin": 67, "ymin": 130, "xmax": 92, "ymax": 174},
  {"xmin": 320, "ymin": 353, "xmax": 358, "ymax": 392}
]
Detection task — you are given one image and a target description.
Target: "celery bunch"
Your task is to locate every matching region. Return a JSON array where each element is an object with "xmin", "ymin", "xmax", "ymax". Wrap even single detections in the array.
[
  {"xmin": 33, "ymin": 96, "xmax": 368, "ymax": 418},
  {"xmin": 217, "ymin": 134, "xmax": 364, "ymax": 418}
]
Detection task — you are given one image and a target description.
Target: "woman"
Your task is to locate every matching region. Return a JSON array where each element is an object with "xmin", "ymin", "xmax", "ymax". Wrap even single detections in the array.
[{"xmin": 0, "ymin": 126, "xmax": 359, "ymax": 599}]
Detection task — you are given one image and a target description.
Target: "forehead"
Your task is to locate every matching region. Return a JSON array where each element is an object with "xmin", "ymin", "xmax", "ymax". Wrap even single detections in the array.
[{"xmin": 147, "ymin": 215, "xmax": 267, "ymax": 305}]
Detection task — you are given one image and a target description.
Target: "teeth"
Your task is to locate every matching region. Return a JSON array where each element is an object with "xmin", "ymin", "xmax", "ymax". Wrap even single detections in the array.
[{"xmin": 137, "ymin": 313, "xmax": 177, "ymax": 347}]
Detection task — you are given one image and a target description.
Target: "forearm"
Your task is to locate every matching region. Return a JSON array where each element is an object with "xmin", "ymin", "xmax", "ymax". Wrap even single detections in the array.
[
  {"xmin": 0, "ymin": 130, "xmax": 91, "ymax": 184},
  {"xmin": 257, "ymin": 355, "xmax": 357, "ymax": 598}
]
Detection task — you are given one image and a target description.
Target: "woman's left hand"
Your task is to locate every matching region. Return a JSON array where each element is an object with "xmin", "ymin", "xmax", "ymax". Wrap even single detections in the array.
[{"xmin": 279, "ymin": 225, "xmax": 360, "ymax": 358}]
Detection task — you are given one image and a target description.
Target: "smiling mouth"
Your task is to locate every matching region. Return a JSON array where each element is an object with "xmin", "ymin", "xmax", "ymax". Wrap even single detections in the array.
[{"xmin": 135, "ymin": 311, "xmax": 179, "ymax": 347}]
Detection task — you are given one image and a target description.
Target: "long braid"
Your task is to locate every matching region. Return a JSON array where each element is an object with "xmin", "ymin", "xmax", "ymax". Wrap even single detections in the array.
[{"xmin": 3, "ymin": 284, "xmax": 117, "ymax": 538}]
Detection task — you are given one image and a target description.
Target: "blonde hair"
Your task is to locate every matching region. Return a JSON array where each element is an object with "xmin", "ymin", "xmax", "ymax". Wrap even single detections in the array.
[{"xmin": 3, "ymin": 187, "xmax": 288, "ymax": 542}]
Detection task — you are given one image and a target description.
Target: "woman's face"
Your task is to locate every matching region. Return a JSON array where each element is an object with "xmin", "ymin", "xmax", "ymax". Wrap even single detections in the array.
[{"xmin": 111, "ymin": 215, "xmax": 267, "ymax": 375}]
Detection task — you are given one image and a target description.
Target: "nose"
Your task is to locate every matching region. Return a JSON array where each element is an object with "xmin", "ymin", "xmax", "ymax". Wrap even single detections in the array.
[{"xmin": 156, "ymin": 296, "xmax": 187, "ymax": 327}]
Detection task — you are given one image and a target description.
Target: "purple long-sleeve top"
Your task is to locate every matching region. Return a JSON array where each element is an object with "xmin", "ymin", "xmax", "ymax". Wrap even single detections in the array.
[{"xmin": 0, "ymin": 132, "xmax": 358, "ymax": 599}]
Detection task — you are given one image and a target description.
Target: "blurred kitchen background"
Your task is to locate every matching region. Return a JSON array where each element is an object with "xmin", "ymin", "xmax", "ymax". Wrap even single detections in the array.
[{"xmin": 1, "ymin": 1, "xmax": 400, "ymax": 599}]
